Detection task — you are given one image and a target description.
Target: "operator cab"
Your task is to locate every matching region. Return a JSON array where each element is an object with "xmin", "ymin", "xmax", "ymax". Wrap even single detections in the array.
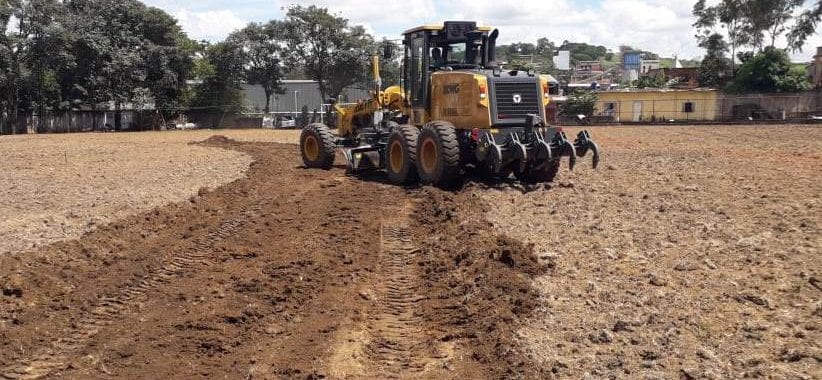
[{"xmin": 402, "ymin": 21, "xmax": 498, "ymax": 109}]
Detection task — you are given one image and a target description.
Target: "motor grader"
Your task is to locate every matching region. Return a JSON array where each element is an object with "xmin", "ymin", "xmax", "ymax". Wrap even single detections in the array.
[{"xmin": 300, "ymin": 21, "xmax": 600, "ymax": 186}]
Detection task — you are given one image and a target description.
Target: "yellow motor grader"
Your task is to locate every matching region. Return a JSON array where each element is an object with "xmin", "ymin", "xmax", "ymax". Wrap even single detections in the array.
[{"xmin": 300, "ymin": 21, "xmax": 599, "ymax": 186}]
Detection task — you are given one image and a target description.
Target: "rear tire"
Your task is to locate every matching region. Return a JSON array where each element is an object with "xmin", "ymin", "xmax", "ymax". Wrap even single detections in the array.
[
  {"xmin": 300, "ymin": 123, "xmax": 336, "ymax": 169},
  {"xmin": 515, "ymin": 160, "xmax": 561, "ymax": 184},
  {"xmin": 416, "ymin": 121, "xmax": 461, "ymax": 186},
  {"xmin": 386, "ymin": 125, "xmax": 419, "ymax": 185}
]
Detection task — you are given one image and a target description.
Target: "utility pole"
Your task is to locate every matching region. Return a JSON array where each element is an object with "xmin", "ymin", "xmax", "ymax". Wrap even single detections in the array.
[{"xmin": 293, "ymin": 90, "xmax": 300, "ymax": 117}]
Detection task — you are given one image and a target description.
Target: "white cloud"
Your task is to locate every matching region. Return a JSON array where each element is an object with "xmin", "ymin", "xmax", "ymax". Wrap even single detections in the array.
[
  {"xmin": 171, "ymin": 9, "xmax": 248, "ymax": 41},
  {"xmin": 145, "ymin": 0, "xmax": 821, "ymax": 61}
]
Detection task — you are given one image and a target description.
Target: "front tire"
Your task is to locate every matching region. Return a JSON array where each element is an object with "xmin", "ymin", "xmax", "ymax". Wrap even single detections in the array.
[
  {"xmin": 386, "ymin": 125, "xmax": 420, "ymax": 185},
  {"xmin": 416, "ymin": 121, "xmax": 461, "ymax": 186},
  {"xmin": 300, "ymin": 123, "xmax": 336, "ymax": 169}
]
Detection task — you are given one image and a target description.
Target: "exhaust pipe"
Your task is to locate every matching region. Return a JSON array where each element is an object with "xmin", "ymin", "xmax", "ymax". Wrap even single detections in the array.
[{"xmin": 487, "ymin": 29, "xmax": 499, "ymax": 68}]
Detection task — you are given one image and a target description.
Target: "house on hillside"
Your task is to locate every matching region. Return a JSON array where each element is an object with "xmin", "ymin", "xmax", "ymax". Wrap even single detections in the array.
[{"xmin": 575, "ymin": 61, "xmax": 604, "ymax": 74}]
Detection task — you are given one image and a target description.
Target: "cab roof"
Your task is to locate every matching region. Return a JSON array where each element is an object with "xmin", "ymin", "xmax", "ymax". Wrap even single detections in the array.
[{"xmin": 402, "ymin": 24, "xmax": 493, "ymax": 35}]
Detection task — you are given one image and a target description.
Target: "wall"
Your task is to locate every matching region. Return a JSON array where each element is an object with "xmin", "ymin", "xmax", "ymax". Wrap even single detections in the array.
[
  {"xmin": 242, "ymin": 81, "xmax": 372, "ymax": 114},
  {"xmin": 716, "ymin": 92, "xmax": 820, "ymax": 120},
  {"xmin": 0, "ymin": 111, "xmax": 172, "ymax": 134},
  {"xmin": 596, "ymin": 90, "xmax": 719, "ymax": 122}
]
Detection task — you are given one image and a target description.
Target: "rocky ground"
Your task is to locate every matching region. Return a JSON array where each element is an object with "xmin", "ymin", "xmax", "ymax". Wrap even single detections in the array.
[{"xmin": 0, "ymin": 125, "xmax": 819, "ymax": 379}]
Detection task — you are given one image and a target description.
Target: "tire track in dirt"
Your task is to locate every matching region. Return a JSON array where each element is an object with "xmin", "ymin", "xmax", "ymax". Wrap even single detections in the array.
[
  {"xmin": 2, "ymin": 137, "xmax": 555, "ymax": 379},
  {"xmin": 0, "ymin": 207, "xmax": 258, "ymax": 380},
  {"xmin": 365, "ymin": 220, "xmax": 432, "ymax": 377}
]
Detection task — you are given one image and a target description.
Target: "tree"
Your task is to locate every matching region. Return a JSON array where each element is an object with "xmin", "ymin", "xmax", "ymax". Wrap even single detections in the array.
[
  {"xmin": 634, "ymin": 72, "xmax": 667, "ymax": 89},
  {"xmin": 229, "ymin": 22, "xmax": 286, "ymax": 114},
  {"xmin": 190, "ymin": 41, "xmax": 245, "ymax": 114},
  {"xmin": 788, "ymin": 0, "xmax": 822, "ymax": 51},
  {"xmin": 727, "ymin": 47, "xmax": 811, "ymax": 92},
  {"xmin": 0, "ymin": 1, "xmax": 20, "ymax": 134},
  {"xmin": 699, "ymin": 33, "xmax": 732, "ymax": 88},
  {"xmin": 281, "ymin": 5, "xmax": 374, "ymax": 101},
  {"xmin": 562, "ymin": 90, "xmax": 597, "ymax": 116},
  {"xmin": 559, "ymin": 41, "xmax": 609, "ymax": 64},
  {"xmin": 0, "ymin": 0, "xmax": 192, "ymax": 133},
  {"xmin": 139, "ymin": 6, "xmax": 194, "ymax": 113},
  {"xmin": 379, "ymin": 39, "xmax": 402, "ymax": 89},
  {"xmin": 58, "ymin": 0, "xmax": 193, "ymax": 130},
  {"xmin": 693, "ymin": 0, "xmax": 750, "ymax": 73},
  {"xmin": 744, "ymin": 0, "xmax": 804, "ymax": 49},
  {"xmin": 6, "ymin": 0, "xmax": 73, "ymax": 131}
]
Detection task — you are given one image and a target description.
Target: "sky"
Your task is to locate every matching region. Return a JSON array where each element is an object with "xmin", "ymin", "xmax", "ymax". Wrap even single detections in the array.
[{"xmin": 142, "ymin": 0, "xmax": 822, "ymax": 61}]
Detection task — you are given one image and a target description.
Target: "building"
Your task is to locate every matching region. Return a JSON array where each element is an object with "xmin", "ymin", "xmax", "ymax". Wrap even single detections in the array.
[
  {"xmin": 242, "ymin": 80, "xmax": 371, "ymax": 115},
  {"xmin": 595, "ymin": 89, "xmax": 719, "ymax": 122},
  {"xmin": 622, "ymin": 51, "xmax": 641, "ymax": 82},
  {"xmin": 640, "ymin": 60, "xmax": 660, "ymax": 74},
  {"xmin": 575, "ymin": 60, "xmax": 604, "ymax": 74},
  {"xmin": 622, "ymin": 51, "xmax": 641, "ymax": 71},
  {"xmin": 645, "ymin": 67, "xmax": 701, "ymax": 89}
]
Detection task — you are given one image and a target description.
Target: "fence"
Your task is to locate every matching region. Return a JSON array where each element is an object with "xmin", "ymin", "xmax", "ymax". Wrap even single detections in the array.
[
  {"xmin": 0, "ymin": 110, "xmax": 172, "ymax": 134},
  {"xmin": 586, "ymin": 90, "xmax": 821, "ymax": 124}
]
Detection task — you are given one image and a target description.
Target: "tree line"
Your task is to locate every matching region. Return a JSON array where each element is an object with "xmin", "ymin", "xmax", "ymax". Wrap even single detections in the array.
[
  {"xmin": 1, "ymin": 0, "xmax": 194, "ymax": 132},
  {"xmin": 694, "ymin": 0, "xmax": 821, "ymax": 92},
  {"xmin": 2, "ymin": 0, "xmax": 820, "ymax": 134},
  {"xmin": 0, "ymin": 2, "xmax": 380, "ymax": 133}
]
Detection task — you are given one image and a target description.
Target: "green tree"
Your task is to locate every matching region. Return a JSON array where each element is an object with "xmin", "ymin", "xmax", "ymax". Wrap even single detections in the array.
[
  {"xmin": 1, "ymin": 0, "xmax": 192, "ymax": 132},
  {"xmin": 788, "ymin": 0, "xmax": 822, "ymax": 51},
  {"xmin": 59, "ymin": 0, "xmax": 192, "ymax": 129},
  {"xmin": 562, "ymin": 90, "xmax": 597, "ymax": 116},
  {"xmin": 190, "ymin": 41, "xmax": 245, "ymax": 113},
  {"xmin": 229, "ymin": 22, "xmax": 286, "ymax": 114},
  {"xmin": 139, "ymin": 6, "xmax": 194, "ymax": 113},
  {"xmin": 693, "ymin": 0, "xmax": 750, "ymax": 73},
  {"xmin": 634, "ymin": 72, "xmax": 667, "ymax": 88},
  {"xmin": 728, "ymin": 47, "xmax": 811, "ymax": 92},
  {"xmin": 559, "ymin": 41, "xmax": 609, "ymax": 64},
  {"xmin": 699, "ymin": 33, "xmax": 732, "ymax": 87},
  {"xmin": 281, "ymin": 5, "xmax": 375, "ymax": 101},
  {"xmin": 744, "ymin": 0, "xmax": 804, "ymax": 49},
  {"xmin": 5, "ymin": 0, "xmax": 72, "ymax": 131},
  {"xmin": 379, "ymin": 39, "xmax": 402, "ymax": 89},
  {"xmin": 0, "ymin": 1, "xmax": 20, "ymax": 134}
]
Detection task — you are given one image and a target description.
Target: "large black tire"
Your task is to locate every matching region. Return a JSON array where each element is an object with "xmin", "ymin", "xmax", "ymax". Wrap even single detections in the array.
[
  {"xmin": 300, "ymin": 123, "xmax": 336, "ymax": 169},
  {"xmin": 515, "ymin": 159, "xmax": 561, "ymax": 184},
  {"xmin": 386, "ymin": 125, "xmax": 420, "ymax": 185},
  {"xmin": 416, "ymin": 121, "xmax": 461, "ymax": 186}
]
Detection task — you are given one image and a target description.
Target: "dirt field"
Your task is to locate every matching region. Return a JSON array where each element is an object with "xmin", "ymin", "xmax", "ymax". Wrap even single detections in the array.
[
  {"xmin": 0, "ymin": 129, "xmax": 300, "ymax": 255},
  {"xmin": 0, "ymin": 125, "xmax": 819, "ymax": 379}
]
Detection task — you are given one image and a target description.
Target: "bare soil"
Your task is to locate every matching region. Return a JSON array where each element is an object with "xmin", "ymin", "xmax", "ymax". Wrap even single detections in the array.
[
  {"xmin": 0, "ymin": 125, "xmax": 819, "ymax": 379},
  {"xmin": 482, "ymin": 125, "xmax": 821, "ymax": 379},
  {"xmin": 0, "ymin": 129, "xmax": 299, "ymax": 255},
  {"xmin": 0, "ymin": 135, "xmax": 542, "ymax": 379}
]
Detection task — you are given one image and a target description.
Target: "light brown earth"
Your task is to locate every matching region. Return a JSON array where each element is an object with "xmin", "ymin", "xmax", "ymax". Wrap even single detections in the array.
[
  {"xmin": 0, "ymin": 125, "xmax": 819, "ymax": 379},
  {"xmin": 482, "ymin": 125, "xmax": 822, "ymax": 379},
  {"xmin": 0, "ymin": 129, "xmax": 300, "ymax": 255}
]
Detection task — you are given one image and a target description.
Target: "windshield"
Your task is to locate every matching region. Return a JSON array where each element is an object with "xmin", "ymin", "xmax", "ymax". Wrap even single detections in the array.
[
  {"xmin": 430, "ymin": 42, "xmax": 481, "ymax": 68},
  {"xmin": 447, "ymin": 43, "xmax": 466, "ymax": 64}
]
